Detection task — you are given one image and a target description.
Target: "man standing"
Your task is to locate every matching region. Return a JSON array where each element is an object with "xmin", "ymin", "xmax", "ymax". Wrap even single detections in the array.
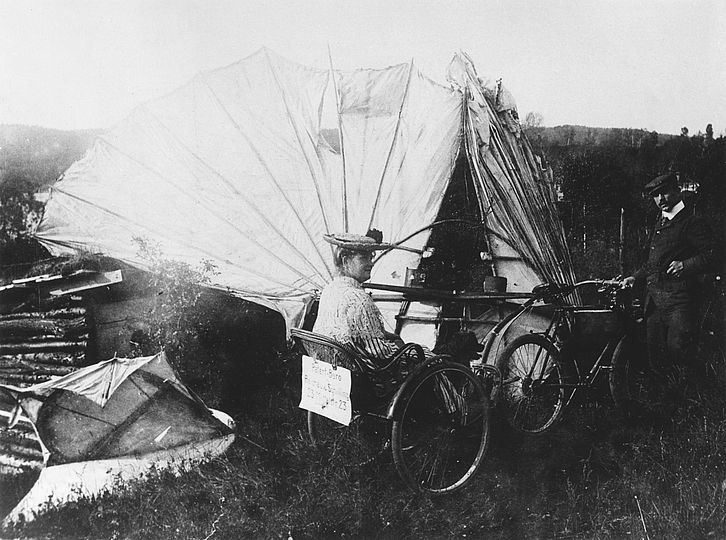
[{"xmin": 622, "ymin": 173, "xmax": 717, "ymax": 389}]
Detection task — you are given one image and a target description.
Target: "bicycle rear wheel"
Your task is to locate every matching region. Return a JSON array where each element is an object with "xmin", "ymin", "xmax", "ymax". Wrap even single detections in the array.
[
  {"xmin": 609, "ymin": 337, "xmax": 651, "ymax": 413},
  {"xmin": 308, "ymin": 411, "xmax": 389, "ymax": 467},
  {"xmin": 391, "ymin": 363, "xmax": 490, "ymax": 494},
  {"xmin": 497, "ymin": 334, "xmax": 566, "ymax": 434}
]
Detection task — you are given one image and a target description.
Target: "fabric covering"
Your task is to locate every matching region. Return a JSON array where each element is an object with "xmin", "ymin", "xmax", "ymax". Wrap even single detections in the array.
[
  {"xmin": 34, "ymin": 48, "xmax": 575, "ymax": 328},
  {"xmin": 0, "ymin": 352, "xmax": 232, "ymax": 465},
  {"xmin": 1, "ymin": 355, "xmax": 157, "ymax": 411},
  {"xmin": 447, "ymin": 52, "xmax": 576, "ymax": 291}
]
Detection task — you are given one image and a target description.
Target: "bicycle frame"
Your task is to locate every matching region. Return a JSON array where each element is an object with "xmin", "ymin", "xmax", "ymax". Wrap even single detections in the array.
[
  {"xmin": 367, "ymin": 279, "xmax": 635, "ymax": 408},
  {"xmin": 543, "ymin": 305, "xmax": 630, "ymax": 407},
  {"xmin": 477, "ymin": 280, "xmax": 632, "ymax": 401}
]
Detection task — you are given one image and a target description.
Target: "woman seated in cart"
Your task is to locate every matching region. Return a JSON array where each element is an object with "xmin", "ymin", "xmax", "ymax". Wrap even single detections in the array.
[
  {"xmin": 313, "ymin": 230, "xmax": 482, "ymax": 368},
  {"xmin": 306, "ymin": 231, "xmax": 490, "ymax": 495}
]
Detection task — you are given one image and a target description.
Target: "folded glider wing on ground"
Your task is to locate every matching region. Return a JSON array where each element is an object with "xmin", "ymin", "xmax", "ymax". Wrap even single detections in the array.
[{"xmin": 0, "ymin": 352, "xmax": 235, "ymax": 525}]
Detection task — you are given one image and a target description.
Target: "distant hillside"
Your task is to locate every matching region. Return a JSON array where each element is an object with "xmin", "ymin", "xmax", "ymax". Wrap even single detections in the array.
[
  {"xmin": 526, "ymin": 124, "xmax": 679, "ymax": 148},
  {"xmin": 0, "ymin": 123, "xmax": 688, "ymax": 192},
  {"xmin": 323, "ymin": 125, "xmax": 679, "ymax": 153},
  {"xmin": 0, "ymin": 125, "xmax": 102, "ymax": 190}
]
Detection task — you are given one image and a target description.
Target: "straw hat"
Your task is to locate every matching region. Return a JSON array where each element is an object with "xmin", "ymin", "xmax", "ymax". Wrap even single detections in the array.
[{"xmin": 323, "ymin": 231, "xmax": 392, "ymax": 251}]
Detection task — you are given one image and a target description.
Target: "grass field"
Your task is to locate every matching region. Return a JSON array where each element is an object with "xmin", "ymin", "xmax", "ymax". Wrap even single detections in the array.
[{"xmin": 2, "ymin": 343, "xmax": 726, "ymax": 540}]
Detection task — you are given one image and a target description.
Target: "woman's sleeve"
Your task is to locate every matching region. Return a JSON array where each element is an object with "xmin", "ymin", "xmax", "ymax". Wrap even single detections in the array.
[{"xmin": 344, "ymin": 292, "xmax": 400, "ymax": 363}]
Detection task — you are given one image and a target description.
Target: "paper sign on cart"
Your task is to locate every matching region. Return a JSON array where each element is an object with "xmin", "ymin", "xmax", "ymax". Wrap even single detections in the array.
[{"xmin": 299, "ymin": 355, "xmax": 352, "ymax": 426}]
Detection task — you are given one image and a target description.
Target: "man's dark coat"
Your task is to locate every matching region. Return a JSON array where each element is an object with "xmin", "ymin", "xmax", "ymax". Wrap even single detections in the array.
[{"xmin": 634, "ymin": 204, "xmax": 717, "ymax": 312}]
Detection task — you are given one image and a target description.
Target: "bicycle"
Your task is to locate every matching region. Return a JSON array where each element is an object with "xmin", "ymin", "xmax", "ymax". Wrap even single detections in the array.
[
  {"xmin": 291, "ymin": 328, "xmax": 491, "ymax": 494},
  {"xmin": 473, "ymin": 279, "xmax": 645, "ymax": 434}
]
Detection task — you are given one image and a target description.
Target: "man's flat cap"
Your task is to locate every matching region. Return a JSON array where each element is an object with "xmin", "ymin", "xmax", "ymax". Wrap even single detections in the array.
[{"xmin": 644, "ymin": 173, "xmax": 678, "ymax": 196}]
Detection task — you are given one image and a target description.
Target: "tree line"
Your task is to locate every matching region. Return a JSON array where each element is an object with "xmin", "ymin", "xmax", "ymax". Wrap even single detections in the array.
[
  {"xmin": 525, "ymin": 122, "xmax": 725, "ymax": 279},
  {"xmin": 1, "ymin": 123, "xmax": 723, "ymax": 283},
  {"xmin": 0, "ymin": 126, "xmax": 99, "ymax": 275}
]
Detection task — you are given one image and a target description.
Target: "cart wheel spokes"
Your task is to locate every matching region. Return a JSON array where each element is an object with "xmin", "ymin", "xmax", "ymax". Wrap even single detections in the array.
[{"xmin": 392, "ymin": 363, "xmax": 490, "ymax": 494}]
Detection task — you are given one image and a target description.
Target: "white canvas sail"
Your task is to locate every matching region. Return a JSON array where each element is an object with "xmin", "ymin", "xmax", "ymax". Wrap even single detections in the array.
[{"xmin": 35, "ymin": 49, "xmax": 575, "ymax": 328}]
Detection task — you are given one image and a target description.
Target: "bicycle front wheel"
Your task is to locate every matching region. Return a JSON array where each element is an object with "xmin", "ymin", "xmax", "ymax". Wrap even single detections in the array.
[
  {"xmin": 391, "ymin": 363, "xmax": 490, "ymax": 495},
  {"xmin": 497, "ymin": 334, "xmax": 566, "ymax": 434}
]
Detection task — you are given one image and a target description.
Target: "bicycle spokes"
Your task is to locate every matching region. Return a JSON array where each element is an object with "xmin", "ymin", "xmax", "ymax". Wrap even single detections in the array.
[
  {"xmin": 498, "ymin": 335, "xmax": 565, "ymax": 434},
  {"xmin": 505, "ymin": 342, "xmax": 555, "ymax": 399}
]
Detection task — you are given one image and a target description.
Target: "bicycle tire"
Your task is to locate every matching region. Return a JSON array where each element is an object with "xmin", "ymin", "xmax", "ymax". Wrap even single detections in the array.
[
  {"xmin": 391, "ymin": 363, "xmax": 490, "ymax": 494},
  {"xmin": 701, "ymin": 333, "xmax": 726, "ymax": 380},
  {"xmin": 307, "ymin": 411, "xmax": 389, "ymax": 467},
  {"xmin": 496, "ymin": 334, "xmax": 566, "ymax": 434},
  {"xmin": 608, "ymin": 337, "xmax": 651, "ymax": 413}
]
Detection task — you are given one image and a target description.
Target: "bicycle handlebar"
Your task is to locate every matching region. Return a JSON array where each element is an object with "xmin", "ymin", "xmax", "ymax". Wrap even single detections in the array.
[
  {"xmin": 531, "ymin": 279, "xmax": 624, "ymax": 301},
  {"xmin": 574, "ymin": 279, "xmax": 623, "ymax": 288}
]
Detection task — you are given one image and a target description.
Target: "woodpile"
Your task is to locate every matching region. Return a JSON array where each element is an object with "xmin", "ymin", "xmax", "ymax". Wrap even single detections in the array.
[
  {"xmin": 0, "ymin": 423, "xmax": 43, "ymax": 475},
  {"xmin": 0, "ymin": 390, "xmax": 44, "ymax": 476},
  {"xmin": 0, "ymin": 298, "xmax": 88, "ymax": 386},
  {"xmin": 0, "ymin": 267, "xmax": 128, "ymax": 481}
]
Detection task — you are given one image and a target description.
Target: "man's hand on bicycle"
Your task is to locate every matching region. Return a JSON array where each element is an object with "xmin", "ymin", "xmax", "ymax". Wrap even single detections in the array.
[{"xmin": 620, "ymin": 276, "xmax": 636, "ymax": 289}]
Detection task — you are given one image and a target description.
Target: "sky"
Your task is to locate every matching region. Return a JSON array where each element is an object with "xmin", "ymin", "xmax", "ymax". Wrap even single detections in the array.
[{"xmin": 0, "ymin": 0, "xmax": 724, "ymax": 135}]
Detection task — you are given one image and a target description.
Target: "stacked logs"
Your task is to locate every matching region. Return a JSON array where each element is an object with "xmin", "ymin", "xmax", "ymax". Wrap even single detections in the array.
[
  {"xmin": 0, "ymin": 421, "xmax": 43, "ymax": 475},
  {"xmin": 0, "ymin": 303, "xmax": 88, "ymax": 386},
  {"xmin": 0, "ymin": 286, "xmax": 90, "ymax": 478}
]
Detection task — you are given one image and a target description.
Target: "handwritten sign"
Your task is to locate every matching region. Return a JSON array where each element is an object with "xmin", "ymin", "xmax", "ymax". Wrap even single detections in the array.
[{"xmin": 299, "ymin": 355, "xmax": 352, "ymax": 426}]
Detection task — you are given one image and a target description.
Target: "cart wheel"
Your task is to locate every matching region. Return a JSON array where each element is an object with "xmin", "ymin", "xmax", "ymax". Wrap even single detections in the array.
[
  {"xmin": 391, "ymin": 363, "xmax": 490, "ymax": 494},
  {"xmin": 497, "ymin": 334, "xmax": 566, "ymax": 434},
  {"xmin": 307, "ymin": 411, "xmax": 389, "ymax": 467}
]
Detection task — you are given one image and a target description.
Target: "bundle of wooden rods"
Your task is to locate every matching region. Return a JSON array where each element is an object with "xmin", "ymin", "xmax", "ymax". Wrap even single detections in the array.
[
  {"xmin": 0, "ymin": 422, "xmax": 43, "ymax": 475},
  {"xmin": 0, "ymin": 305, "xmax": 87, "ymax": 385}
]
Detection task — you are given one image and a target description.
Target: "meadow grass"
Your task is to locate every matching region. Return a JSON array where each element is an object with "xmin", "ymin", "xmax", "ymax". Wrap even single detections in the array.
[{"xmin": 3, "ymin": 348, "xmax": 726, "ymax": 539}]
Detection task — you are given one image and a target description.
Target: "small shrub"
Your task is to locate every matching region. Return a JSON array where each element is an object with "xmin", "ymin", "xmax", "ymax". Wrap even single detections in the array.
[
  {"xmin": 130, "ymin": 236, "xmax": 287, "ymax": 411},
  {"xmin": 132, "ymin": 236, "xmax": 217, "ymax": 373}
]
